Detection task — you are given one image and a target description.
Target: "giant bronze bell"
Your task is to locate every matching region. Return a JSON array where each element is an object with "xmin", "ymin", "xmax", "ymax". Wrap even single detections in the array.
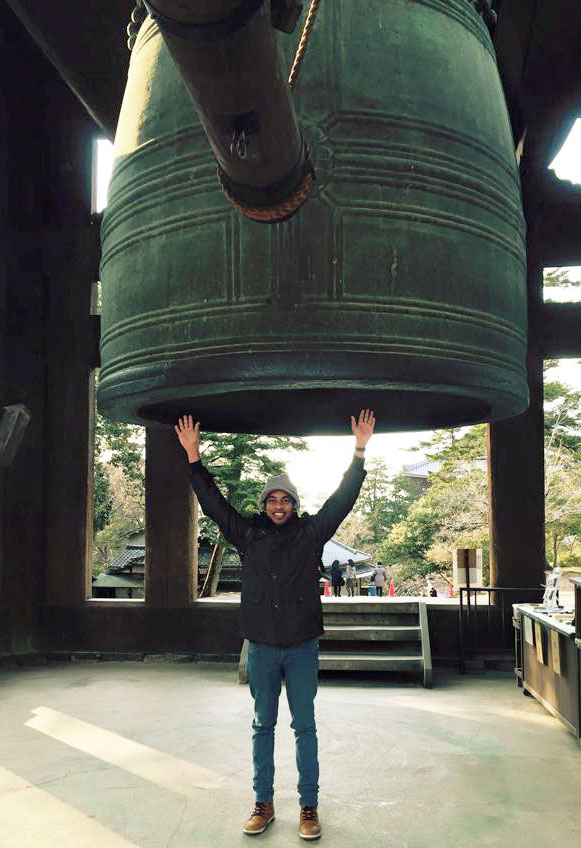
[{"xmin": 98, "ymin": 0, "xmax": 528, "ymax": 435}]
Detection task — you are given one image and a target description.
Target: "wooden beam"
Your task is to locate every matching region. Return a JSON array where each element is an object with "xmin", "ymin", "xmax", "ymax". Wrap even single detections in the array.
[
  {"xmin": 495, "ymin": 0, "xmax": 581, "ymax": 151},
  {"xmin": 531, "ymin": 303, "xmax": 581, "ymax": 359},
  {"xmin": 523, "ymin": 169, "xmax": 581, "ymax": 266},
  {"xmin": 89, "ymin": 316, "xmax": 101, "ymax": 370},
  {"xmin": 145, "ymin": 429, "xmax": 197, "ymax": 607},
  {"xmin": 44, "ymin": 602, "xmax": 242, "ymax": 656},
  {"xmin": 494, "ymin": 0, "xmax": 535, "ymax": 143},
  {"xmin": 4, "ymin": 0, "xmax": 130, "ymax": 137}
]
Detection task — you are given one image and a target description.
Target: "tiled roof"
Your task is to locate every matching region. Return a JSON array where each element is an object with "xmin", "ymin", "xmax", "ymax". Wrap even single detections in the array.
[
  {"xmin": 319, "ymin": 538, "xmax": 374, "ymax": 579},
  {"xmin": 401, "ymin": 458, "xmax": 442, "ymax": 477},
  {"xmin": 197, "ymin": 545, "xmax": 240, "ymax": 567},
  {"xmin": 105, "ymin": 536, "xmax": 372, "ymax": 576},
  {"xmin": 321, "ymin": 537, "xmax": 371, "ymax": 569},
  {"xmin": 125, "ymin": 530, "xmax": 145, "ymax": 546},
  {"xmin": 107, "ymin": 548, "xmax": 144, "ymax": 573},
  {"xmin": 92, "ymin": 574, "xmax": 143, "ymax": 589}
]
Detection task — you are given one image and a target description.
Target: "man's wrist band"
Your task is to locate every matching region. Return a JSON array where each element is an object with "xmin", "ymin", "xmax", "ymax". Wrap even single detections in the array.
[{"xmin": 355, "ymin": 447, "xmax": 365, "ymax": 453}]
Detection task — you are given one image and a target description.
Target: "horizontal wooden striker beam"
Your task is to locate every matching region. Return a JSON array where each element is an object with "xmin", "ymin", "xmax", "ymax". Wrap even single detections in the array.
[{"xmin": 532, "ymin": 304, "xmax": 581, "ymax": 359}]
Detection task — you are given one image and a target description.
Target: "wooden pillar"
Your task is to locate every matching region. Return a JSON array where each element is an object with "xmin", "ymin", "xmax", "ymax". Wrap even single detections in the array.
[
  {"xmin": 43, "ymin": 81, "xmax": 99, "ymax": 607},
  {"xmin": 0, "ymin": 65, "xmax": 7, "ymax": 635},
  {"xmin": 487, "ymin": 137, "xmax": 546, "ymax": 590},
  {"xmin": 487, "ymin": 351, "xmax": 545, "ymax": 588},
  {"xmin": 0, "ymin": 11, "xmax": 53, "ymax": 650},
  {"xmin": 145, "ymin": 428, "xmax": 198, "ymax": 606}
]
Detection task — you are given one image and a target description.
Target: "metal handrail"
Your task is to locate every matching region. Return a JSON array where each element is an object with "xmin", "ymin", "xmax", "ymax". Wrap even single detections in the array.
[{"xmin": 458, "ymin": 586, "xmax": 543, "ymax": 673}]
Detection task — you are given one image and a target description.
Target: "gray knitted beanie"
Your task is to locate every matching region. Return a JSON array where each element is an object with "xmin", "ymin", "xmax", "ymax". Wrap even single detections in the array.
[{"xmin": 258, "ymin": 472, "xmax": 300, "ymax": 512}]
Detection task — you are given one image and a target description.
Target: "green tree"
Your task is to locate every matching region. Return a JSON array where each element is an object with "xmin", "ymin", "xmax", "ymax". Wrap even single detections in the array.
[
  {"xmin": 93, "ymin": 461, "xmax": 113, "ymax": 534},
  {"xmin": 354, "ymin": 459, "xmax": 400, "ymax": 542},
  {"xmin": 93, "ymin": 463, "xmax": 145, "ymax": 575},
  {"xmin": 333, "ymin": 512, "xmax": 376, "ymax": 553},
  {"xmin": 336, "ymin": 461, "xmax": 419, "ymax": 554},
  {"xmin": 92, "ymin": 407, "xmax": 145, "ymax": 575},
  {"xmin": 542, "ymin": 362, "xmax": 581, "ymax": 564},
  {"xmin": 419, "ymin": 423, "xmax": 487, "ymax": 464},
  {"xmin": 543, "ymin": 365, "xmax": 581, "ymax": 458},
  {"xmin": 198, "ymin": 432, "xmax": 307, "ymax": 595},
  {"xmin": 94, "ymin": 413, "xmax": 145, "ymax": 484},
  {"xmin": 377, "ymin": 449, "xmax": 489, "ymax": 586},
  {"xmin": 543, "ymin": 267, "xmax": 581, "ymax": 303},
  {"xmin": 544, "ymin": 441, "xmax": 581, "ymax": 567},
  {"xmin": 545, "ymin": 495, "xmax": 581, "ymax": 567},
  {"xmin": 376, "ymin": 364, "xmax": 581, "ymax": 586}
]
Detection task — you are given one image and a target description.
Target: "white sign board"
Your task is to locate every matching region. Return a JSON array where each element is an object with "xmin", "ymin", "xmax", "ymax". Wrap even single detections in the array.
[{"xmin": 453, "ymin": 549, "xmax": 483, "ymax": 589}]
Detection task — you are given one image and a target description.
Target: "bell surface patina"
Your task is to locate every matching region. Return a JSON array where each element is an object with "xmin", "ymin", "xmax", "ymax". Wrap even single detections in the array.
[{"xmin": 98, "ymin": 0, "xmax": 528, "ymax": 435}]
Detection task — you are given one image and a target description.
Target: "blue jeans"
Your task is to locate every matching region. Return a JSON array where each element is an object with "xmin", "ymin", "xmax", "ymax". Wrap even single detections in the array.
[{"xmin": 247, "ymin": 637, "xmax": 319, "ymax": 807}]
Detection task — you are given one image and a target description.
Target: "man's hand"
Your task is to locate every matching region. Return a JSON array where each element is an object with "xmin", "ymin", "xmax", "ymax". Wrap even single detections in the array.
[
  {"xmin": 351, "ymin": 408, "xmax": 376, "ymax": 448},
  {"xmin": 174, "ymin": 415, "xmax": 201, "ymax": 462}
]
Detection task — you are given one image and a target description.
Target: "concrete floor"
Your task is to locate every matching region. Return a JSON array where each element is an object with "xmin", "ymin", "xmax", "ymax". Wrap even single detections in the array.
[{"xmin": 0, "ymin": 662, "xmax": 580, "ymax": 848}]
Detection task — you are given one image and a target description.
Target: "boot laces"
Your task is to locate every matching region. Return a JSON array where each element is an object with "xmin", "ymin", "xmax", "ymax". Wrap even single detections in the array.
[
  {"xmin": 252, "ymin": 801, "xmax": 270, "ymax": 817},
  {"xmin": 301, "ymin": 806, "xmax": 317, "ymax": 821}
]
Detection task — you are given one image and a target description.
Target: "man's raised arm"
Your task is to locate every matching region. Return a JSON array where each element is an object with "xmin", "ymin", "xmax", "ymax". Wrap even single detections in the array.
[
  {"xmin": 310, "ymin": 409, "xmax": 376, "ymax": 542},
  {"xmin": 175, "ymin": 415, "xmax": 250, "ymax": 548}
]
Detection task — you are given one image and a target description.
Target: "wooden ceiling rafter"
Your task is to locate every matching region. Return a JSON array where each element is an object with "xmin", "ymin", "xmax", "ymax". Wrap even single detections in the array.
[{"xmin": 3, "ymin": 0, "xmax": 132, "ymax": 137}]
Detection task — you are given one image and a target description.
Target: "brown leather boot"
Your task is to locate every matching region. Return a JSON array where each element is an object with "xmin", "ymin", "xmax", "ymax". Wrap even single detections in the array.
[
  {"xmin": 243, "ymin": 801, "xmax": 275, "ymax": 835},
  {"xmin": 299, "ymin": 806, "xmax": 321, "ymax": 840}
]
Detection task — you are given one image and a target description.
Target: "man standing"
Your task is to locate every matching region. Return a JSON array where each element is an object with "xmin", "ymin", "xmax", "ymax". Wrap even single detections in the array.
[
  {"xmin": 175, "ymin": 409, "xmax": 375, "ymax": 840},
  {"xmin": 373, "ymin": 561, "xmax": 388, "ymax": 597},
  {"xmin": 345, "ymin": 558, "xmax": 357, "ymax": 597},
  {"xmin": 330, "ymin": 559, "xmax": 343, "ymax": 597}
]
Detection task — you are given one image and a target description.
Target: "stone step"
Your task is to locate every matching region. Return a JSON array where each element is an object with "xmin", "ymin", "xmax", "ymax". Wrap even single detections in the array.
[
  {"xmin": 323, "ymin": 614, "xmax": 420, "ymax": 626},
  {"xmin": 321, "ymin": 625, "xmax": 421, "ymax": 641},
  {"xmin": 321, "ymin": 601, "xmax": 419, "ymax": 614},
  {"xmin": 322, "ymin": 640, "xmax": 422, "ymax": 655},
  {"xmin": 318, "ymin": 652, "xmax": 424, "ymax": 672}
]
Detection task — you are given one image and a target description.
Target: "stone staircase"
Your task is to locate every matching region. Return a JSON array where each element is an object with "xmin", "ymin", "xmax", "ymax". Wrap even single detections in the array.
[
  {"xmin": 238, "ymin": 599, "xmax": 433, "ymax": 687},
  {"xmin": 319, "ymin": 599, "xmax": 432, "ymax": 687}
]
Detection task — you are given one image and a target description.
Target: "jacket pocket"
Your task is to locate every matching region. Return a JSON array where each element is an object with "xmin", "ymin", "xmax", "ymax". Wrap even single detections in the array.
[
  {"xmin": 294, "ymin": 593, "xmax": 319, "ymax": 614},
  {"xmin": 242, "ymin": 588, "xmax": 264, "ymax": 606}
]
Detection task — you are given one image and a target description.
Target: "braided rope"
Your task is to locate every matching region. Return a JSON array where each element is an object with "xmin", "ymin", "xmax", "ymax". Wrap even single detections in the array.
[
  {"xmin": 288, "ymin": 0, "xmax": 322, "ymax": 89},
  {"xmin": 218, "ymin": 170, "xmax": 313, "ymax": 222},
  {"xmin": 130, "ymin": 2, "xmax": 318, "ymax": 218},
  {"xmin": 222, "ymin": 1, "xmax": 320, "ymax": 218}
]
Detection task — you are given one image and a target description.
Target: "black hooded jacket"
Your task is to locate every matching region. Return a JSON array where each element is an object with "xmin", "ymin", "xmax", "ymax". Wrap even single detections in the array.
[{"xmin": 189, "ymin": 457, "xmax": 366, "ymax": 645}]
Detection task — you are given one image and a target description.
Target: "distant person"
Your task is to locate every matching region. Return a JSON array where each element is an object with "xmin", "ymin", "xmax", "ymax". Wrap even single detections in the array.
[
  {"xmin": 373, "ymin": 561, "xmax": 387, "ymax": 597},
  {"xmin": 331, "ymin": 559, "xmax": 343, "ymax": 597},
  {"xmin": 427, "ymin": 580, "xmax": 437, "ymax": 597},
  {"xmin": 345, "ymin": 558, "xmax": 357, "ymax": 597},
  {"xmin": 175, "ymin": 408, "xmax": 375, "ymax": 840}
]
